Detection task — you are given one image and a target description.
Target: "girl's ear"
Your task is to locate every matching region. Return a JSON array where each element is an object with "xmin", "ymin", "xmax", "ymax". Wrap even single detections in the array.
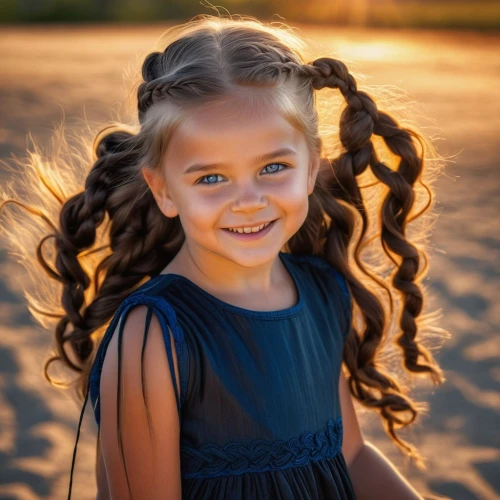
[
  {"xmin": 307, "ymin": 154, "xmax": 320, "ymax": 196},
  {"xmin": 141, "ymin": 167, "xmax": 179, "ymax": 218}
]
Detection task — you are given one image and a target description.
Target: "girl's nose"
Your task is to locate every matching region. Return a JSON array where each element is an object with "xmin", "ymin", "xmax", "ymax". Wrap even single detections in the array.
[{"xmin": 230, "ymin": 184, "xmax": 268, "ymax": 212}]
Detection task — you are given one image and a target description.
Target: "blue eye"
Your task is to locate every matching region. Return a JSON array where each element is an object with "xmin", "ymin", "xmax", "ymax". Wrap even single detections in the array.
[
  {"xmin": 198, "ymin": 174, "xmax": 224, "ymax": 185},
  {"xmin": 262, "ymin": 163, "xmax": 287, "ymax": 175},
  {"xmin": 197, "ymin": 163, "xmax": 289, "ymax": 186}
]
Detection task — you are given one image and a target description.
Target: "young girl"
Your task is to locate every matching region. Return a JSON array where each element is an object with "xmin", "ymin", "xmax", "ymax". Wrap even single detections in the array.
[{"xmin": 0, "ymin": 13, "xmax": 449, "ymax": 500}]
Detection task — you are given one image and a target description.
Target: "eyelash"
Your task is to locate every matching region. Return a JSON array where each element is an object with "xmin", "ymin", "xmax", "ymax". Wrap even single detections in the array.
[{"xmin": 196, "ymin": 163, "xmax": 289, "ymax": 186}]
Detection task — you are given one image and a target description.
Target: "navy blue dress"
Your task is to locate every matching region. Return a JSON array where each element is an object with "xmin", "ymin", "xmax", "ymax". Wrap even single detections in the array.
[{"xmin": 70, "ymin": 251, "xmax": 357, "ymax": 499}]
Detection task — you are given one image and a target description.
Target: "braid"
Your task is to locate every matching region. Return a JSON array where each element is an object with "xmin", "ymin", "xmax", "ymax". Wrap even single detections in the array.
[
  {"xmin": 137, "ymin": 48, "xmax": 222, "ymax": 124},
  {"xmin": 137, "ymin": 51, "xmax": 167, "ymax": 122},
  {"xmin": 39, "ymin": 132, "xmax": 137, "ymax": 369},
  {"xmin": 369, "ymin": 134, "xmax": 439, "ymax": 378},
  {"xmin": 295, "ymin": 57, "xmax": 445, "ymax": 468},
  {"xmin": 85, "ymin": 180, "xmax": 183, "ymax": 340},
  {"xmin": 296, "ymin": 58, "xmax": 395, "ymax": 310},
  {"xmin": 41, "ymin": 129, "xmax": 184, "ymax": 398}
]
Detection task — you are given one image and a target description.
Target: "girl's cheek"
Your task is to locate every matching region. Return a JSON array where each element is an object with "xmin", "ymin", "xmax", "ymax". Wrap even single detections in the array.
[
  {"xmin": 181, "ymin": 191, "xmax": 225, "ymax": 226},
  {"xmin": 273, "ymin": 178, "xmax": 309, "ymax": 207}
]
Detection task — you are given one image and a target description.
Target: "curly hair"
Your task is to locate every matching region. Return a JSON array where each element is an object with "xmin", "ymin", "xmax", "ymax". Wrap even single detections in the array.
[{"xmin": 0, "ymin": 13, "xmax": 448, "ymax": 471}]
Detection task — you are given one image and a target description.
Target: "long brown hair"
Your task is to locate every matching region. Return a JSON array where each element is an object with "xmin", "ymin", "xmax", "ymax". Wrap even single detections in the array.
[{"xmin": 0, "ymin": 13, "xmax": 449, "ymax": 470}]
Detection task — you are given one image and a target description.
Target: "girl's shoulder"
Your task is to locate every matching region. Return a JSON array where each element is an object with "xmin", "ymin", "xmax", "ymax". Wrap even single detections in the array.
[
  {"xmin": 285, "ymin": 252, "xmax": 352, "ymax": 342},
  {"xmin": 89, "ymin": 274, "xmax": 188, "ymax": 427},
  {"xmin": 285, "ymin": 252, "xmax": 349, "ymax": 302},
  {"xmin": 100, "ymin": 276, "xmax": 178, "ymax": 329}
]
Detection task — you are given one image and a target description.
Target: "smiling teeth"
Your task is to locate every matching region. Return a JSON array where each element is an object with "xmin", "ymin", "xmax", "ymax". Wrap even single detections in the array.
[{"xmin": 228, "ymin": 222, "xmax": 271, "ymax": 234}]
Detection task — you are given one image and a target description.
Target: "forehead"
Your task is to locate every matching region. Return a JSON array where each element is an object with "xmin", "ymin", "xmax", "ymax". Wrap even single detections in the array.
[{"xmin": 163, "ymin": 97, "xmax": 307, "ymax": 169}]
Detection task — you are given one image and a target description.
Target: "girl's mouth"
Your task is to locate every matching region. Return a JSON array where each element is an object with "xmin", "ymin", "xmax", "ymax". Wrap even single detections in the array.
[{"xmin": 222, "ymin": 219, "xmax": 277, "ymax": 240}]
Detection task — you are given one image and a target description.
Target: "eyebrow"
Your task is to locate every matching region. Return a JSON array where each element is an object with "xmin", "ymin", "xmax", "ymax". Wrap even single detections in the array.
[{"xmin": 183, "ymin": 147, "xmax": 298, "ymax": 175}]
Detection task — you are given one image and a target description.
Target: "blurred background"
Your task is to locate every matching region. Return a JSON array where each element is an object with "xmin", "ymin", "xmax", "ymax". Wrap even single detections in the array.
[
  {"xmin": 1, "ymin": 0, "xmax": 499, "ymax": 29},
  {"xmin": 0, "ymin": 1, "xmax": 499, "ymax": 499}
]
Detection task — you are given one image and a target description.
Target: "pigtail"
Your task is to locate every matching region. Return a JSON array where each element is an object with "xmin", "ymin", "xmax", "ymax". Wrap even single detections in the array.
[
  {"xmin": 0, "ymin": 123, "xmax": 184, "ymax": 406},
  {"xmin": 51, "ymin": 127, "xmax": 184, "ymax": 398},
  {"xmin": 45, "ymin": 130, "xmax": 137, "ymax": 371},
  {"xmin": 295, "ymin": 57, "xmax": 445, "ymax": 469}
]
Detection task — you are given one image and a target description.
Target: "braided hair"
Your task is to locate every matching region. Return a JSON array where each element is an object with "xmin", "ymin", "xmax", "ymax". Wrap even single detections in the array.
[
  {"xmin": 0, "ymin": 14, "xmax": 446, "ymax": 470},
  {"xmin": 293, "ymin": 57, "xmax": 445, "ymax": 465}
]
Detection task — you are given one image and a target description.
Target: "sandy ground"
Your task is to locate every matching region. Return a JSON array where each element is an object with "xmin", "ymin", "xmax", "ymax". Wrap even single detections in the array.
[{"xmin": 0, "ymin": 23, "xmax": 498, "ymax": 500}]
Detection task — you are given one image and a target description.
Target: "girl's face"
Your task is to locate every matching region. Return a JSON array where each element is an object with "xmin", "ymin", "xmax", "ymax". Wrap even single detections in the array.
[{"xmin": 144, "ymin": 98, "xmax": 319, "ymax": 269}]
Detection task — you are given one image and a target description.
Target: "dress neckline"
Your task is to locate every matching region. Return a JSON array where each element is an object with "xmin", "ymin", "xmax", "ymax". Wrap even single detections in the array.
[{"xmin": 156, "ymin": 251, "xmax": 304, "ymax": 319}]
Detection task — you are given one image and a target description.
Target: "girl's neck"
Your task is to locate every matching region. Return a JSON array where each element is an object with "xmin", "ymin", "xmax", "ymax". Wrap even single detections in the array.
[{"xmin": 160, "ymin": 243, "xmax": 296, "ymax": 310}]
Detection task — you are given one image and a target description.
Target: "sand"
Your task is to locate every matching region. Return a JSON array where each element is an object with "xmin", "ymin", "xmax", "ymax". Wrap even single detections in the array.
[{"xmin": 0, "ymin": 23, "xmax": 498, "ymax": 500}]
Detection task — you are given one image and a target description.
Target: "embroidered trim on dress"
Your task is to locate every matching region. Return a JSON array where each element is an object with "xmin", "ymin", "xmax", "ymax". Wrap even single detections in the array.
[{"xmin": 181, "ymin": 416, "xmax": 343, "ymax": 479}]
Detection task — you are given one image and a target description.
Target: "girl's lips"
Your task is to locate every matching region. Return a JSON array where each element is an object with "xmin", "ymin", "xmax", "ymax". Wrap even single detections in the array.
[{"xmin": 222, "ymin": 219, "xmax": 277, "ymax": 240}]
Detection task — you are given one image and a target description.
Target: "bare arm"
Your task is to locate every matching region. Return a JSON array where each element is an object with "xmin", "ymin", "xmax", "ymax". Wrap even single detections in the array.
[
  {"xmin": 98, "ymin": 305, "xmax": 182, "ymax": 499},
  {"xmin": 339, "ymin": 367, "xmax": 424, "ymax": 500},
  {"xmin": 348, "ymin": 441, "xmax": 423, "ymax": 500}
]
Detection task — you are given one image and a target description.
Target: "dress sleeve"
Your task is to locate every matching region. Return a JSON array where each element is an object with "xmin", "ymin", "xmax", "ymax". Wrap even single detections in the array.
[
  {"xmin": 330, "ymin": 267, "xmax": 352, "ymax": 342},
  {"xmin": 89, "ymin": 293, "xmax": 188, "ymax": 426},
  {"xmin": 67, "ymin": 293, "xmax": 187, "ymax": 499},
  {"xmin": 310, "ymin": 255, "xmax": 353, "ymax": 342}
]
